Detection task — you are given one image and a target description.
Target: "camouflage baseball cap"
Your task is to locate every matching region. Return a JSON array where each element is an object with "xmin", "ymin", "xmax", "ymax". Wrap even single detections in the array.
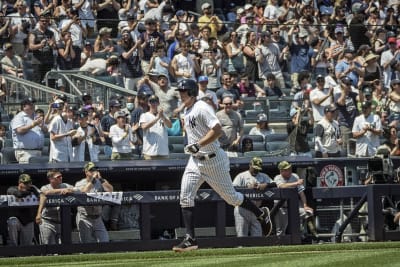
[
  {"xmin": 18, "ymin": 173, "xmax": 32, "ymax": 184},
  {"xmin": 250, "ymin": 157, "xmax": 263, "ymax": 170},
  {"xmin": 278, "ymin": 161, "xmax": 292, "ymax": 170},
  {"xmin": 84, "ymin": 162, "xmax": 97, "ymax": 172}
]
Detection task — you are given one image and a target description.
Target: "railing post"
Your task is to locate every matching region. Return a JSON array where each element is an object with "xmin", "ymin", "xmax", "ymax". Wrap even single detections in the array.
[{"xmin": 60, "ymin": 206, "xmax": 72, "ymax": 244}]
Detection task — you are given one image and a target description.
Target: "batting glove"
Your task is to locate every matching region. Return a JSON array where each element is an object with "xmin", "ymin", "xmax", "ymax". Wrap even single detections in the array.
[{"xmin": 185, "ymin": 143, "xmax": 200, "ymax": 154}]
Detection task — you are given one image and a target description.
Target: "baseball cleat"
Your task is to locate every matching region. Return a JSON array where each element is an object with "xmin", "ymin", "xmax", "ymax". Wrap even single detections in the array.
[
  {"xmin": 172, "ymin": 235, "xmax": 198, "ymax": 252},
  {"xmin": 258, "ymin": 207, "xmax": 272, "ymax": 237}
]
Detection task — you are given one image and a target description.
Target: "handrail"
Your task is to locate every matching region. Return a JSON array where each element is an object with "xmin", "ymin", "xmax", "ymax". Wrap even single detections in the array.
[
  {"xmin": 70, "ymin": 73, "xmax": 136, "ymax": 95},
  {"xmin": 3, "ymin": 74, "xmax": 77, "ymax": 99},
  {"xmin": 44, "ymin": 70, "xmax": 83, "ymax": 96}
]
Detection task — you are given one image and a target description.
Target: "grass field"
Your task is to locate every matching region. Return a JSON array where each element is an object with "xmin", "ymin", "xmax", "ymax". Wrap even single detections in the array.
[{"xmin": 2, "ymin": 242, "xmax": 400, "ymax": 267}]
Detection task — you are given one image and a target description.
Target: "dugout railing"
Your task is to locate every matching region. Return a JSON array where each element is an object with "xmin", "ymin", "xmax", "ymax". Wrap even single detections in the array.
[{"xmin": 0, "ymin": 188, "xmax": 301, "ymax": 257}]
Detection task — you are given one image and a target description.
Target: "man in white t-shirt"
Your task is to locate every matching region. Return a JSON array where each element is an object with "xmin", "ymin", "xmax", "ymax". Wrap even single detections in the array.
[
  {"xmin": 139, "ymin": 95, "xmax": 172, "ymax": 160},
  {"xmin": 310, "ymin": 74, "xmax": 334, "ymax": 123}
]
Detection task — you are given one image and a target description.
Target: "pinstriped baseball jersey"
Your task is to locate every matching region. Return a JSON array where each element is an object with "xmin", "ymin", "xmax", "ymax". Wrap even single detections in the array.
[
  {"xmin": 184, "ymin": 100, "xmax": 220, "ymax": 153},
  {"xmin": 180, "ymin": 100, "xmax": 243, "ymax": 208}
]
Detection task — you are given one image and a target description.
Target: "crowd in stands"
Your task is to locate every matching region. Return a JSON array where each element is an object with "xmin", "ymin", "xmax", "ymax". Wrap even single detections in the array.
[{"xmin": 1, "ymin": 0, "xmax": 400, "ymax": 162}]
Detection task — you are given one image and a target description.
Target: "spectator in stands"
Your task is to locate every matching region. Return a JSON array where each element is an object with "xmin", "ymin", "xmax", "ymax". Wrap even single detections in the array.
[
  {"xmin": 48, "ymin": 99, "xmax": 76, "ymax": 162},
  {"xmin": 287, "ymin": 107, "xmax": 313, "ymax": 157},
  {"xmin": 314, "ymin": 105, "xmax": 342, "ymax": 158},
  {"xmin": 233, "ymin": 157, "xmax": 275, "ymax": 237},
  {"xmin": 381, "ymin": 37, "xmax": 400, "ymax": 89},
  {"xmin": 148, "ymin": 73, "xmax": 180, "ymax": 119},
  {"xmin": 255, "ymin": 30, "xmax": 286, "ymax": 90},
  {"xmin": 225, "ymin": 31, "xmax": 245, "ymax": 74},
  {"xmin": 238, "ymin": 74, "xmax": 265, "ymax": 98},
  {"xmin": 72, "ymin": 0, "xmax": 96, "ymax": 38},
  {"xmin": 28, "ymin": 13, "xmax": 56, "ymax": 86},
  {"xmin": 197, "ymin": 76, "xmax": 218, "ymax": 111},
  {"xmin": 8, "ymin": 0, "xmax": 35, "ymax": 57},
  {"xmin": 348, "ymin": 3, "xmax": 371, "ymax": 52},
  {"xmin": 11, "ymin": 98, "xmax": 45, "ymax": 164},
  {"xmin": 75, "ymin": 162, "xmax": 113, "ymax": 243},
  {"xmin": 287, "ymin": 26, "xmax": 315, "ymax": 89},
  {"xmin": 334, "ymin": 76, "xmax": 363, "ymax": 155},
  {"xmin": 35, "ymin": 169, "xmax": 75, "ymax": 244},
  {"xmin": 171, "ymin": 40, "xmax": 200, "ymax": 82},
  {"xmin": 139, "ymin": 18, "xmax": 165, "ymax": 74},
  {"xmin": 236, "ymin": 13, "xmax": 257, "ymax": 46},
  {"xmin": 7, "ymin": 174, "xmax": 40, "ymax": 246},
  {"xmin": 381, "ymin": 126, "xmax": 400, "ymax": 156},
  {"xmin": 59, "ymin": 8, "xmax": 86, "ymax": 68},
  {"xmin": 148, "ymin": 44, "xmax": 169, "ymax": 84},
  {"xmin": 130, "ymin": 90, "xmax": 150, "ymax": 157},
  {"xmin": 216, "ymin": 72, "xmax": 242, "ymax": 110},
  {"xmin": 327, "ymin": 26, "xmax": 354, "ymax": 64},
  {"xmin": 274, "ymin": 161, "xmax": 316, "ymax": 237},
  {"xmin": 352, "ymin": 101, "xmax": 382, "ymax": 157},
  {"xmin": 0, "ymin": 124, "xmax": 6, "ymax": 150},
  {"xmin": 335, "ymin": 49, "xmax": 364, "ymax": 88},
  {"xmin": 53, "ymin": 0, "xmax": 70, "ymax": 19},
  {"xmin": 34, "ymin": 108, "xmax": 48, "ymax": 135},
  {"xmin": 372, "ymin": 80, "xmax": 388, "ymax": 115},
  {"xmin": 1, "ymin": 43, "xmax": 24, "ymax": 78},
  {"xmin": 362, "ymin": 53, "xmax": 381, "ymax": 87},
  {"xmin": 264, "ymin": 73, "xmax": 284, "ymax": 97},
  {"xmin": 71, "ymin": 110, "xmax": 101, "ymax": 162},
  {"xmin": 139, "ymin": 95, "xmax": 171, "ymax": 160},
  {"xmin": 109, "ymin": 110, "xmax": 136, "ymax": 160},
  {"xmin": 216, "ymin": 95, "xmax": 244, "ymax": 151},
  {"xmin": 56, "ymin": 31, "xmax": 76, "ymax": 70},
  {"xmin": 94, "ymin": 27, "xmax": 114, "ymax": 53},
  {"xmin": 389, "ymin": 79, "xmax": 400, "ymax": 125},
  {"xmin": 100, "ymin": 99, "xmax": 121, "ymax": 159},
  {"xmin": 310, "ymin": 74, "xmax": 334, "ymax": 123},
  {"xmin": 249, "ymin": 113, "xmax": 275, "ymax": 138},
  {"xmin": 200, "ymin": 48, "xmax": 222, "ymax": 91},
  {"xmin": 197, "ymin": 2, "xmax": 223, "ymax": 39},
  {"xmin": 242, "ymin": 31, "xmax": 258, "ymax": 82},
  {"xmin": 198, "ymin": 25, "xmax": 211, "ymax": 53}
]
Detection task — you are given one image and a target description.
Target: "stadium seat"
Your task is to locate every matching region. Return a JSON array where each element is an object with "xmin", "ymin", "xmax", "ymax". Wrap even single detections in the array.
[
  {"xmin": 265, "ymin": 133, "xmax": 288, "ymax": 142},
  {"xmin": 266, "ymin": 141, "xmax": 289, "ymax": 152},
  {"xmin": 0, "ymin": 147, "xmax": 17, "ymax": 164},
  {"xmin": 29, "ymin": 156, "xmax": 49, "ymax": 163},
  {"xmin": 243, "ymin": 123, "xmax": 256, "ymax": 135}
]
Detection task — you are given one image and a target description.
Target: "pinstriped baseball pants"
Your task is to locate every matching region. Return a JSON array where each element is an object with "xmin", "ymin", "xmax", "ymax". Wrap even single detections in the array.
[
  {"xmin": 180, "ymin": 148, "xmax": 244, "ymax": 208},
  {"xmin": 39, "ymin": 219, "xmax": 61, "ymax": 245}
]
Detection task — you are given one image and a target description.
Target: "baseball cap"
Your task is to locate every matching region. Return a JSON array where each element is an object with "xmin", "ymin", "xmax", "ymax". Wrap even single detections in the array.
[
  {"xmin": 198, "ymin": 76, "xmax": 208, "ymax": 83},
  {"xmin": 341, "ymin": 76, "xmax": 353, "ymax": 84},
  {"xmin": 84, "ymin": 162, "xmax": 97, "ymax": 172},
  {"xmin": 121, "ymin": 26, "xmax": 130, "ymax": 33},
  {"xmin": 148, "ymin": 94, "xmax": 159, "ymax": 102},
  {"xmin": 158, "ymin": 73, "xmax": 168, "ymax": 79},
  {"xmin": 250, "ymin": 157, "xmax": 263, "ymax": 170},
  {"xmin": 391, "ymin": 79, "xmax": 400, "ymax": 86},
  {"xmin": 127, "ymin": 13, "xmax": 136, "ymax": 20},
  {"xmin": 316, "ymin": 74, "xmax": 324, "ymax": 80},
  {"xmin": 237, "ymin": 7, "xmax": 244, "ymax": 15},
  {"xmin": 82, "ymin": 93, "xmax": 92, "ymax": 101},
  {"xmin": 145, "ymin": 18, "xmax": 156, "ymax": 25},
  {"xmin": 363, "ymin": 87, "xmax": 372, "ymax": 96},
  {"xmin": 334, "ymin": 27, "xmax": 344, "ymax": 34},
  {"xmin": 3, "ymin": 43, "xmax": 12, "ymax": 50},
  {"xmin": 278, "ymin": 161, "xmax": 292, "ymax": 170},
  {"xmin": 19, "ymin": 173, "xmax": 32, "ymax": 184},
  {"xmin": 388, "ymin": 37, "xmax": 397, "ymax": 44},
  {"xmin": 78, "ymin": 109, "xmax": 89, "ymax": 118},
  {"xmin": 361, "ymin": 100, "xmax": 372, "ymax": 109},
  {"xmin": 244, "ymin": 3, "xmax": 252, "ymax": 10},
  {"xmin": 343, "ymin": 48, "xmax": 354, "ymax": 54},
  {"xmin": 114, "ymin": 110, "xmax": 126, "ymax": 119},
  {"xmin": 147, "ymin": 70, "xmax": 159, "ymax": 76},
  {"xmin": 83, "ymin": 104, "xmax": 94, "ymax": 110},
  {"xmin": 54, "ymin": 99, "xmax": 64, "ymax": 104},
  {"xmin": 260, "ymin": 31, "xmax": 271, "ymax": 38},
  {"xmin": 201, "ymin": 3, "xmax": 211, "ymax": 10},
  {"xmin": 99, "ymin": 27, "xmax": 112, "ymax": 35},
  {"xmin": 324, "ymin": 105, "xmax": 337, "ymax": 113},
  {"xmin": 109, "ymin": 99, "xmax": 122, "ymax": 107},
  {"xmin": 257, "ymin": 113, "xmax": 268, "ymax": 123},
  {"xmin": 21, "ymin": 97, "xmax": 35, "ymax": 106},
  {"xmin": 176, "ymin": 10, "xmax": 185, "ymax": 16}
]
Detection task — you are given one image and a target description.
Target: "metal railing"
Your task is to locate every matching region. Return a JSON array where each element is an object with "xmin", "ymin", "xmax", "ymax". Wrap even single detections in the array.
[
  {"xmin": 45, "ymin": 70, "xmax": 136, "ymax": 108},
  {"xmin": 2, "ymin": 74, "xmax": 79, "ymax": 115}
]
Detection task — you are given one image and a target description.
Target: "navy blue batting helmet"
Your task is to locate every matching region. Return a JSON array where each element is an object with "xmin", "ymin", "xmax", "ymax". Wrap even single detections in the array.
[{"xmin": 176, "ymin": 79, "xmax": 198, "ymax": 97}]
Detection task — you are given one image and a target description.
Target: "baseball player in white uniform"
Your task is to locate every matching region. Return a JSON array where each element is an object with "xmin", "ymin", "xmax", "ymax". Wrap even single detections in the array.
[
  {"xmin": 233, "ymin": 157, "xmax": 275, "ymax": 237},
  {"xmin": 172, "ymin": 79, "xmax": 272, "ymax": 252}
]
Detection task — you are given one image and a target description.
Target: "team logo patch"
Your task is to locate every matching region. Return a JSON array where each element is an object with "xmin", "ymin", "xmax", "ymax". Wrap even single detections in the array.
[
  {"xmin": 319, "ymin": 164, "xmax": 344, "ymax": 187},
  {"xmin": 133, "ymin": 194, "xmax": 144, "ymax": 201}
]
